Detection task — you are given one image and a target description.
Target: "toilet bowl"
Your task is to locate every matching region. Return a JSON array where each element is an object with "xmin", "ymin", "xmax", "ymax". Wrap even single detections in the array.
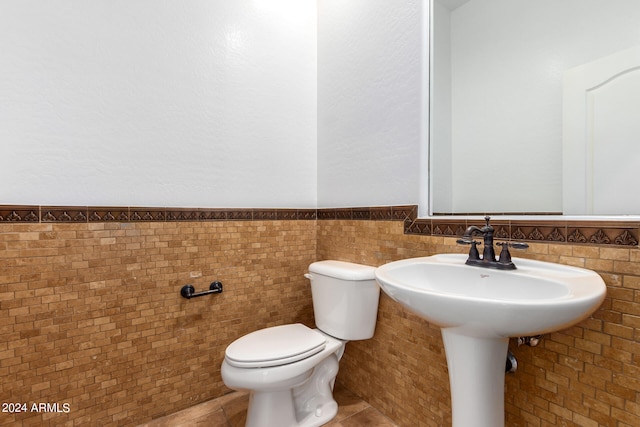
[
  {"xmin": 221, "ymin": 260, "xmax": 380, "ymax": 427},
  {"xmin": 221, "ymin": 324, "xmax": 343, "ymax": 427}
]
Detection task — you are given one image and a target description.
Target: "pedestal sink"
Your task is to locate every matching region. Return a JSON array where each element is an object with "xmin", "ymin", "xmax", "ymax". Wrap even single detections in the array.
[{"xmin": 374, "ymin": 254, "xmax": 606, "ymax": 427}]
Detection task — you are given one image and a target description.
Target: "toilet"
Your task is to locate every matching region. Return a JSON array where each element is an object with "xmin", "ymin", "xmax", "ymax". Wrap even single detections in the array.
[{"xmin": 221, "ymin": 260, "xmax": 380, "ymax": 427}]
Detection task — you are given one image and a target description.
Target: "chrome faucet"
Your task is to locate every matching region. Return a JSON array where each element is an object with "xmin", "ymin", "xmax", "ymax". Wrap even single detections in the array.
[{"xmin": 456, "ymin": 216, "xmax": 528, "ymax": 270}]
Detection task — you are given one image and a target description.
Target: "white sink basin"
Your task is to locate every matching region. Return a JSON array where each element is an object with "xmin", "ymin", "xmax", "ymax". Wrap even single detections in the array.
[
  {"xmin": 374, "ymin": 253, "xmax": 607, "ymax": 427},
  {"xmin": 374, "ymin": 253, "xmax": 606, "ymax": 338}
]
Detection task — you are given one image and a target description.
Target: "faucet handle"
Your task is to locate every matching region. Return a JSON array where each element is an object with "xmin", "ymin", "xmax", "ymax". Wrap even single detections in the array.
[
  {"xmin": 496, "ymin": 241, "xmax": 528, "ymax": 267},
  {"xmin": 457, "ymin": 239, "xmax": 481, "ymax": 261},
  {"xmin": 456, "ymin": 238, "xmax": 478, "ymax": 245},
  {"xmin": 496, "ymin": 242, "xmax": 512, "ymax": 265},
  {"xmin": 497, "ymin": 241, "xmax": 529, "ymax": 250},
  {"xmin": 510, "ymin": 242, "xmax": 529, "ymax": 250}
]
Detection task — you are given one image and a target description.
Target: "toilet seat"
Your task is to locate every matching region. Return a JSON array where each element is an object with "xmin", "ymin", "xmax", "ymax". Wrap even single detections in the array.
[{"xmin": 224, "ymin": 324, "xmax": 327, "ymax": 368}]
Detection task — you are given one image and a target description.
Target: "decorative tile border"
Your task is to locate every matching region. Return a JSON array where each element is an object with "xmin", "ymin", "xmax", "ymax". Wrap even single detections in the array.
[
  {"xmin": 318, "ymin": 206, "xmax": 638, "ymax": 247},
  {"xmin": 0, "ymin": 206, "xmax": 318, "ymax": 223},
  {"xmin": 0, "ymin": 206, "xmax": 40, "ymax": 222},
  {"xmin": 405, "ymin": 217, "xmax": 640, "ymax": 248},
  {"xmin": 1, "ymin": 204, "xmax": 638, "ymax": 247},
  {"xmin": 317, "ymin": 205, "xmax": 417, "ymax": 222}
]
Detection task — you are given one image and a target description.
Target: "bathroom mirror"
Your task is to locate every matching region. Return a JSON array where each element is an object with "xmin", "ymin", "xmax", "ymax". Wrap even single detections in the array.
[{"xmin": 429, "ymin": 0, "xmax": 640, "ymax": 215}]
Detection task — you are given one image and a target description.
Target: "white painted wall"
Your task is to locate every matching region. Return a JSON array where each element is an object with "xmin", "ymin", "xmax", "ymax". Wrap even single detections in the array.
[
  {"xmin": 317, "ymin": 0, "xmax": 427, "ymax": 208},
  {"xmin": 0, "ymin": 0, "xmax": 317, "ymax": 208},
  {"xmin": 1, "ymin": 0, "xmax": 427, "ymax": 209},
  {"xmin": 440, "ymin": 0, "xmax": 640, "ymax": 213}
]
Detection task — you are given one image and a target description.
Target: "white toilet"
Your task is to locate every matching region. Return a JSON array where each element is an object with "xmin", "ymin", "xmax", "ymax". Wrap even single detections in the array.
[{"xmin": 221, "ymin": 260, "xmax": 380, "ymax": 427}]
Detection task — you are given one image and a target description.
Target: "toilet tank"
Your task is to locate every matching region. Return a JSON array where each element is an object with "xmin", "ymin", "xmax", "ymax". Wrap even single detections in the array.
[{"xmin": 306, "ymin": 260, "xmax": 380, "ymax": 341}]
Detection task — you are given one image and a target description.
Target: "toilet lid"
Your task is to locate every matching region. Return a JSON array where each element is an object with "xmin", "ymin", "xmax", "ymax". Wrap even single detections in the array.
[{"xmin": 225, "ymin": 324, "xmax": 326, "ymax": 368}]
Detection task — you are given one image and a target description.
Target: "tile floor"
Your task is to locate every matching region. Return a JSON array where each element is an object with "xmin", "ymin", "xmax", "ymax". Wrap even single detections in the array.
[{"xmin": 137, "ymin": 384, "xmax": 398, "ymax": 427}]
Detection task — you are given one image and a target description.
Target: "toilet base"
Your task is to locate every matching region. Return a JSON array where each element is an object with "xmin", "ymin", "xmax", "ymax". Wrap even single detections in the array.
[
  {"xmin": 246, "ymin": 389, "xmax": 297, "ymax": 427},
  {"xmin": 294, "ymin": 353, "xmax": 339, "ymax": 427},
  {"xmin": 244, "ymin": 354, "xmax": 340, "ymax": 427}
]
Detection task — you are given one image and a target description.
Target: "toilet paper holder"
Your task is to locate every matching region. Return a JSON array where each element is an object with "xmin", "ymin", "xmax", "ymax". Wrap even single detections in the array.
[{"xmin": 180, "ymin": 281, "xmax": 223, "ymax": 299}]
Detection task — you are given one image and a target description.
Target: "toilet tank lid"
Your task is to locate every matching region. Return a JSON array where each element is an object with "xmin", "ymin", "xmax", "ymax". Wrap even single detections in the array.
[{"xmin": 308, "ymin": 260, "xmax": 376, "ymax": 281}]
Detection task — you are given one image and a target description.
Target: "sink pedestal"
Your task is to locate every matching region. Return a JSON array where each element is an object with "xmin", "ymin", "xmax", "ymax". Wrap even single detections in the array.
[{"xmin": 441, "ymin": 329, "xmax": 509, "ymax": 427}]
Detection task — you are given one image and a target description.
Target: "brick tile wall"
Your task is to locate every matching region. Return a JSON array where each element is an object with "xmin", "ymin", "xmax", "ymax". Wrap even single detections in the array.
[
  {"xmin": 319, "ymin": 220, "xmax": 640, "ymax": 427},
  {"xmin": 0, "ymin": 221, "xmax": 316, "ymax": 426},
  {"xmin": 1, "ymin": 211, "xmax": 639, "ymax": 426}
]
